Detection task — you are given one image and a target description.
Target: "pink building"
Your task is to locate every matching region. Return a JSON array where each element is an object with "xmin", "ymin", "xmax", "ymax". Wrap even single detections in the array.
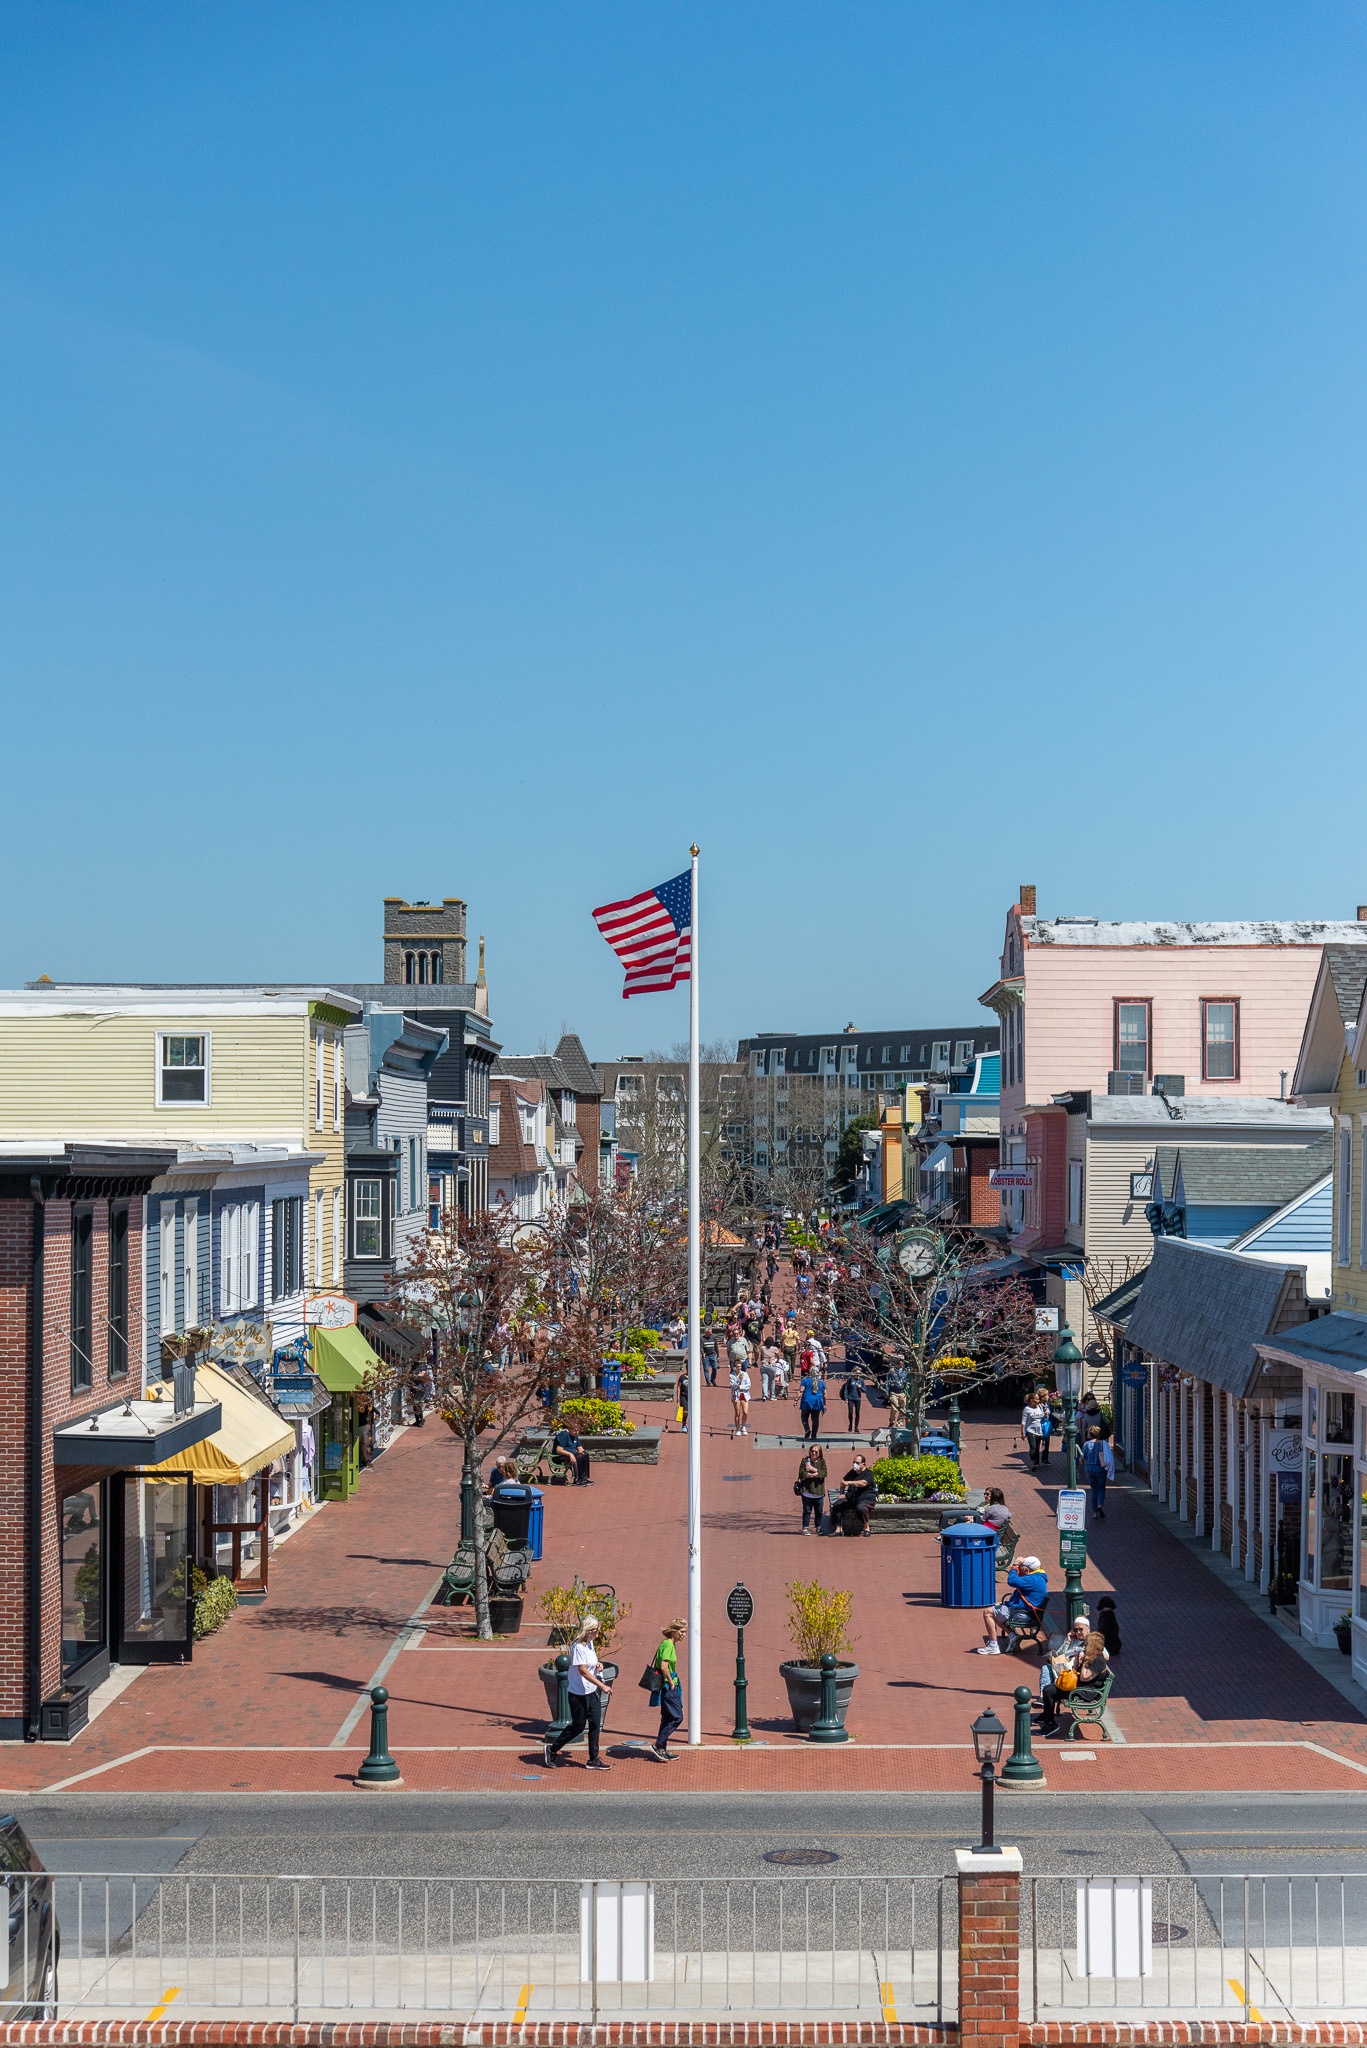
[{"xmin": 979, "ymin": 885, "xmax": 1367, "ymax": 1257}]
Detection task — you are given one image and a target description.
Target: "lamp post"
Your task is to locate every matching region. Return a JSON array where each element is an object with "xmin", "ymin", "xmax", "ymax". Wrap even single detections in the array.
[
  {"xmin": 970, "ymin": 1707, "xmax": 1007, "ymax": 1852},
  {"xmin": 1053, "ymin": 1324, "xmax": 1084, "ymax": 1490}
]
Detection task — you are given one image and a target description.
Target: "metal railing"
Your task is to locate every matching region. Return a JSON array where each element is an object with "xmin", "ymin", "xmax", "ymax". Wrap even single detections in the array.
[
  {"xmin": 1023, "ymin": 1873, "xmax": 1367, "ymax": 2021},
  {"xmin": 30, "ymin": 1872, "xmax": 957, "ymax": 2023}
]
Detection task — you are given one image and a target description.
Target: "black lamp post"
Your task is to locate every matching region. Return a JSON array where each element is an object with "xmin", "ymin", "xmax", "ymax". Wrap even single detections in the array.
[
  {"xmin": 1053, "ymin": 1324, "xmax": 1084, "ymax": 1490},
  {"xmin": 970, "ymin": 1707, "xmax": 1007, "ymax": 1852}
]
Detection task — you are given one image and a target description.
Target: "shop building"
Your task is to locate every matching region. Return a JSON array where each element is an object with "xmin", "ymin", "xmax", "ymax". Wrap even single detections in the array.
[
  {"xmin": 0, "ymin": 1146, "xmax": 222, "ymax": 1742},
  {"xmin": 342, "ymin": 1008, "xmax": 448, "ymax": 1298}
]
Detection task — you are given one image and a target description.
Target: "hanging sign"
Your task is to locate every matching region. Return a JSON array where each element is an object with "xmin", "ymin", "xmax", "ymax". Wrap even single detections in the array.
[
  {"xmin": 305, "ymin": 1294, "xmax": 357, "ymax": 1329},
  {"xmin": 1035, "ymin": 1306, "xmax": 1060, "ymax": 1334},
  {"xmin": 1056, "ymin": 1488, "xmax": 1088, "ymax": 1531},
  {"xmin": 989, "ymin": 1168, "xmax": 1035, "ymax": 1190},
  {"xmin": 1268, "ymin": 1428, "xmax": 1302, "ymax": 1471}
]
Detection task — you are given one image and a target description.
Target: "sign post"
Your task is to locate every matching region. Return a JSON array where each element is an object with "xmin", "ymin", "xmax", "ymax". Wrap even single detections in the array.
[
  {"xmin": 1056, "ymin": 1489, "xmax": 1088, "ymax": 1625},
  {"xmin": 726, "ymin": 1582, "xmax": 753, "ymax": 1742}
]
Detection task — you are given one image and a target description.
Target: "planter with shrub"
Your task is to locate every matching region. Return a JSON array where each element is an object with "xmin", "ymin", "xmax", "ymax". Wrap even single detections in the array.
[
  {"xmin": 538, "ymin": 1578, "xmax": 631, "ymax": 1714},
  {"xmin": 193, "ymin": 1571, "xmax": 239, "ymax": 1640},
  {"xmin": 865, "ymin": 1454, "xmax": 981, "ymax": 1532},
  {"xmin": 1336, "ymin": 1613, "xmax": 1354, "ymax": 1655},
  {"xmin": 779, "ymin": 1579, "xmax": 859, "ymax": 1731},
  {"xmin": 521, "ymin": 1398, "xmax": 662, "ymax": 1466}
]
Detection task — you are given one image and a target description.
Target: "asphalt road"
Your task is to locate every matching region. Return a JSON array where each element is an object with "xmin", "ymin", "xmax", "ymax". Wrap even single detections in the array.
[{"xmin": 9, "ymin": 1789, "xmax": 1367, "ymax": 1881}]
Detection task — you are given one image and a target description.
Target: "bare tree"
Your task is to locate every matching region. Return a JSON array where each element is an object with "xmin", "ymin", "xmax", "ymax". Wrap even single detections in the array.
[{"xmin": 1079, "ymin": 1253, "xmax": 1149, "ymax": 1379}]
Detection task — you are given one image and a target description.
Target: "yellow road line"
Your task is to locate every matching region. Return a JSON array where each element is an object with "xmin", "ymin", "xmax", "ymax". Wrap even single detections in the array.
[
  {"xmin": 880, "ymin": 1983, "xmax": 898, "ymax": 2023},
  {"xmin": 1227, "ymin": 1978, "xmax": 1263, "ymax": 2022},
  {"xmin": 513, "ymin": 1982, "xmax": 532, "ymax": 2023},
  {"xmin": 144, "ymin": 1987, "xmax": 181, "ymax": 2023}
]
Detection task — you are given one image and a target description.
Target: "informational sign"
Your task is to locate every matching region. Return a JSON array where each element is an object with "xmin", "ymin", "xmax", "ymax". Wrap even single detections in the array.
[
  {"xmin": 1035, "ymin": 1306, "xmax": 1060, "ymax": 1334},
  {"xmin": 726, "ymin": 1583, "xmax": 754, "ymax": 1629},
  {"xmin": 1060, "ymin": 1530, "xmax": 1089, "ymax": 1570},
  {"xmin": 305, "ymin": 1294, "xmax": 357, "ymax": 1329},
  {"xmin": 1122, "ymin": 1360, "xmax": 1149, "ymax": 1387},
  {"xmin": 1277, "ymin": 1471, "xmax": 1303, "ymax": 1508},
  {"xmin": 1268, "ymin": 1428, "xmax": 1303, "ymax": 1471},
  {"xmin": 989, "ymin": 1168, "xmax": 1035, "ymax": 1191},
  {"xmin": 1057, "ymin": 1488, "xmax": 1088, "ymax": 1532}
]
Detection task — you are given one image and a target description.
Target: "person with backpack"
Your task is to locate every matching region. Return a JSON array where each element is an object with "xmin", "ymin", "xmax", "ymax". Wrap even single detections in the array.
[
  {"xmin": 798, "ymin": 1364, "xmax": 827, "ymax": 1442},
  {"xmin": 840, "ymin": 1369, "xmax": 864, "ymax": 1435}
]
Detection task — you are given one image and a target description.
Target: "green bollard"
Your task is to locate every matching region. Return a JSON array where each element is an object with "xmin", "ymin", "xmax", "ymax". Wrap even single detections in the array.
[
  {"xmin": 547, "ymin": 1653, "xmax": 571, "ymax": 1743},
  {"xmin": 1000, "ymin": 1684, "xmax": 1046, "ymax": 1787},
  {"xmin": 807, "ymin": 1653, "xmax": 849, "ymax": 1744},
  {"xmin": 355, "ymin": 1685, "xmax": 403, "ymax": 1787}
]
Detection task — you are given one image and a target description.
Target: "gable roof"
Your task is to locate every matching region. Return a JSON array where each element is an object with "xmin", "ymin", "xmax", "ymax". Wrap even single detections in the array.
[
  {"xmin": 1291, "ymin": 945, "xmax": 1367, "ymax": 1101},
  {"xmin": 496, "ymin": 1054, "xmax": 577, "ymax": 1091},
  {"xmin": 1154, "ymin": 1138, "xmax": 1333, "ymax": 1210},
  {"xmin": 1123, "ymin": 1236, "xmax": 1301, "ymax": 1397}
]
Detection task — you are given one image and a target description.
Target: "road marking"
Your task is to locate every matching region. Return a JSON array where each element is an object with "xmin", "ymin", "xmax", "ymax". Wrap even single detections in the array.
[
  {"xmin": 330, "ymin": 1574, "xmax": 446, "ymax": 1748},
  {"xmin": 880, "ymin": 1981, "xmax": 897, "ymax": 2023},
  {"xmin": 1227, "ymin": 1978, "xmax": 1263, "ymax": 2022},
  {"xmin": 144, "ymin": 1987, "xmax": 181, "ymax": 2022},
  {"xmin": 513, "ymin": 1984, "xmax": 532, "ymax": 2023}
]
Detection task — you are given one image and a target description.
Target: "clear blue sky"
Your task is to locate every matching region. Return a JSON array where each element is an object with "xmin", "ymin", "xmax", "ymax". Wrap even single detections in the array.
[{"xmin": 3, "ymin": 4, "xmax": 1365, "ymax": 1058}]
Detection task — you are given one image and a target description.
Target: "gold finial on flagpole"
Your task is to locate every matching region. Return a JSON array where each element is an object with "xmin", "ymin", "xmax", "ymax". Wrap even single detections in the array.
[{"xmin": 690, "ymin": 843, "xmax": 699, "ymax": 857}]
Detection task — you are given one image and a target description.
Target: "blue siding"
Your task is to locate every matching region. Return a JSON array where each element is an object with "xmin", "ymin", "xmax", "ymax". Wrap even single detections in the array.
[
  {"xmin": 1239, "ymin": 1179, "xmax": 1333, "ymax": 1255},
  {"xmin": 1186, "ymin": 1203, "xmax": 1277, "ymax": 1246}
]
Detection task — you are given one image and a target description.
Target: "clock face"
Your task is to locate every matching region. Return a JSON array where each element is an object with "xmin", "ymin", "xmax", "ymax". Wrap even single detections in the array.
[{"xmin": 896, "ymin": 1232, "xmax": 938, "ymax": 1277}]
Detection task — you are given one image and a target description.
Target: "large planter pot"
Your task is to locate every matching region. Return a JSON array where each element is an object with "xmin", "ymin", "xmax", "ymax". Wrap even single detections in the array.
[
  {"xmin": 538, "ymin": 1659, "xmax": 620, "ymax": 1719},
  {"xmin": 618, "ymin": 1377, "xmax": 676, "ymax": 1403},
  {"xmin": 522, "ymin": 1428, "xmax": 662, "ymax": 1466},
  {"xmin": 40, "ymin": 1685, "xmax": 89, "ymax": 1743},
  {"xmin": 869, "ymin": 1489, "xmax": 985, "ymax": 1534},
  {"xmin": 488, "ymin": 1595, "xmax": 524, "ymax": 1636},
  {"xmin": 1335, "ymin": 1624, "xmax": 1354, "ymax": 1657},
  {"xmin": 779, "ymin": 1659, "xmax": 859, "ymax": 1732}
]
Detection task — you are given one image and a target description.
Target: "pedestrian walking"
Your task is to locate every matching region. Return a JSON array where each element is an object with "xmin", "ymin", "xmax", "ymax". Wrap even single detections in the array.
[
  {"xmin": 885, "ymin": 1361, "xmax": 908, "ymax": 1430},
  {"xmin": 840, "ymin": 1369, "xmax": 864, "ymax": 1434},
  {"xmin": 701, "ymin": 1324, "xmax": 719, "ymax": 1387},
  {"xmin": 796, "ymin": 1448, "xmax": 827, "ymax": 1533},
  {"xmin": 780, "ymin": 1318, "xmax": 800, "ymax": 1382},
  {"xmin": 730, "ymin": 1359, "xmax": 752, "ymax": 1435},
  {"xmin": 544, "ymin": 1616, "xmax": 613, "ymax": 1771},
  {"xmin": 675, "ymin": 1365, "xmax": 689, "ymax": 1432},
  {"xmin": 649, "ymin": 1618, "xmax": 686, "ymax": 1761},
  {"xmin": 1021, "ymin": 1395, "xmax": 1049, "ymax": 1468},
  {"xmin": 1082, "ymin": 1427, "xmax": 1114, "ymax": 1516},
  {"xmin": 760, "ymin": 1337, "xmax": 781, "ymax": 1402},
  {"xmin": 799, "ymin": 1367, "xmax": 826, "ymax": 1441}
]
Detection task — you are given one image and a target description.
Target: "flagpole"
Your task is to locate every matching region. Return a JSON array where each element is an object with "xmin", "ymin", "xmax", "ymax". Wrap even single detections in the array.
[{"xmin": 686, "ymin": 842, "xmax": 702, "ymax": 1746}]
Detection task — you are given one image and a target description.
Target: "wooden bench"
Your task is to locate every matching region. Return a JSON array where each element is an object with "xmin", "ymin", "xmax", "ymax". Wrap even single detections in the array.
[{"xmin": 1059, "ymin": 1667, "xmax": 1114, "ymax": 1741}]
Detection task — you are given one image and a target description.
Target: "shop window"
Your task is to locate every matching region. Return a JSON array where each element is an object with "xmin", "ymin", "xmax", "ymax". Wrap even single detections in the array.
[
  {"xmin": 353, "ymin": 1179, "xmax": 383, "ymax": 1259},
  {"xmin": 108, "ymin": 1206, "xmax": 128, "ymax": 1379},
  {"xmin": 61, "ymin": 1482, "xmax": 104, "ymax": 1678},
  {"xmin": 1202, "ymin": 999, "xmax": 1239, "ymax": 1082},
  {"xmin": 158, "ymin": 1033, "xmax": 208, "ymax": 1105},
  {"xmin": 1305, "ymin": 1449, "xmax": 1317, "ymax": 1581},
  {"xmin": 1319, "ymin": 1453, "xmax": 1353, "ymax": 1591},
  {"xmin": 1359, "ymin": 1488, "xmax": 1367, "ymax": 1622},
  {"xmin": 1324, "ymin": 1390, "xmax": 1355, "ymax": 1446},
  {"xmin": 70, "ymin": 1207, "xmax": 93, "ymax": 1393},
  {"xmin": 120, "ymin": 1477, "xmax": 191, "ymax": 1650}
]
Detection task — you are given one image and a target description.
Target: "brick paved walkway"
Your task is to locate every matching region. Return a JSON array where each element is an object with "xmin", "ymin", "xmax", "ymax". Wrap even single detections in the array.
[{"xmin": 6, "ymin": 1295, "xmax": 1367, "ymax": 1796}]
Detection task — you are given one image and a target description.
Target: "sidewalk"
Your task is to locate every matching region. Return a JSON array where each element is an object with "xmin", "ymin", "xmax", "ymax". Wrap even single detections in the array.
[{"xmin": 7, "ymin": 1350, "xmax": 1367, "ymax": 1797}]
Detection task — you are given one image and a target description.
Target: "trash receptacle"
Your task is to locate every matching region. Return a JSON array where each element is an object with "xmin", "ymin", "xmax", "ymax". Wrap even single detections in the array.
[
  {"xmin": 939, "ymin": 1521, "xmax": 997, "ymax": 1609},
  {"xmin": 920, "ymin": 1433, "xmax": 959, "ymax": 1463},
  {"xmin": 490, "ymin": 1484, "xmax": 533, "ymax": 1547},
  {"xmin": 600, "ymin": 1363, "xmax": 623, "ymax": 1400},
  {"xmin": 526, "ymin": 1486, "xmax": 544, "ymax": 1562}
]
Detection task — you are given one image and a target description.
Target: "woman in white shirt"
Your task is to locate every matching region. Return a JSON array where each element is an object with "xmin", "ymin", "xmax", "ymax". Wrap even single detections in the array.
[
  {"xmin": 544, "ymin": 1616, "xmax": 612, "ymax": 1772},
  {"xmin": 730, "ymin": 1363, "xmax": 752, "ymax": 1436},
  {"xmin": 1021, "ymin": 1396, "xmax": 1049, "ymax": 1469}
]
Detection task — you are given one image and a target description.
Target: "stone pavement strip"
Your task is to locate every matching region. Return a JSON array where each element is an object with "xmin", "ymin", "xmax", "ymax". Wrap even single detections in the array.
[{"xmin": 6, "ymin": 1385, "xmax": 1367, "ymax": 1798}]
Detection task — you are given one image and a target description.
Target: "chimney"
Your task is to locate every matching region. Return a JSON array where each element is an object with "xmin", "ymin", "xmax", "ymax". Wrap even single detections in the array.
[
  {"xmin": 474, "ymin": 935, "xmax": 488, "ymax": 1016},
  {"xmin": 1357, "ymin": 905, "xmax": 1367, "ymax": 922},
  {"xmin": 1019, "ymin": 884, "xmax": 1037, "ymax": 917}
]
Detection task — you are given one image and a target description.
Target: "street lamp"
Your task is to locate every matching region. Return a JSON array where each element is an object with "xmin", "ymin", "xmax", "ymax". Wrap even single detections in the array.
[
  {"xmin": 970, "ymin": 1707, "xmax": 1007, "ymax": 1852},
  {"xmin": 1053, "ymin": 1324, "xmax": 1084, "ymax": 1489}
]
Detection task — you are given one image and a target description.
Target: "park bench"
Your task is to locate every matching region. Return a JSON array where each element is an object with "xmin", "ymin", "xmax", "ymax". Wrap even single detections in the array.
[
  {"xmin": 1058, "ymin": 1667, "xmax": 1114, "ymax": 1742},
  {"xmin": 436, "ymin": 1525, "xmax": 531, "ymax": 1608},
  {"xmin": 1006, "ymin": 1594, "xmax": 1051, "ymax": 1657},
  {"xmin": 995, "ymin": 1526, "xmax": 1020, "ymax": 1572}
]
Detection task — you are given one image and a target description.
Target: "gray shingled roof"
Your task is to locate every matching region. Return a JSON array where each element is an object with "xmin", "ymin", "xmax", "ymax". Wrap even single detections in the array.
[
  {"xmin": 1257, "ymin": 1312, "xmax": 1367, "ymax": 1378},
  {"xmin": 1154, "ymin": 1138, "xmax": 1333, "ymax": 1208},
  {"xmin": 1325, "ymin": 944, "xmax": 1367, "ymax": 1026},
  {"xmin": 1089, "ymin": 1267, "xmax": 1150, "ymax": 1330},
  {"xmin": 497, "ymin": 1054, "xmax": 576, "ymax": 1090},
  {"xmin": 553, "ymin": 1032, "xmax": 602, "ymax": 1097},
  {"xmin": 1123, "ymin": 1237, "xmax": 1297, "ymax": 1396}
]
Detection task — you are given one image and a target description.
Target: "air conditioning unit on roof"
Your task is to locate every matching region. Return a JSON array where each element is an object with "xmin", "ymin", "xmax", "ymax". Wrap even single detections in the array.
[
  {"xmin": 1153, "ymin": 1074, "xmax": 1185, "ymax": 1096},
  {"xmin": 1107, "ymin": 1072, "xmax": 1145, "ymax": 1096}
]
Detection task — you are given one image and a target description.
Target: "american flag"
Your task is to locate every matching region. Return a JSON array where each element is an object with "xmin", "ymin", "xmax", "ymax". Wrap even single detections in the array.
[{"xmin": 592, "ymin": 870, "xmax": 693, "ymax": 998}]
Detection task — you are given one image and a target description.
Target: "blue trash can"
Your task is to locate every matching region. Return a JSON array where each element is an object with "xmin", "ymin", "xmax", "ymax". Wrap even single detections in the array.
[
  {"xmin": 526, "ymin": 1486, "xmax": 544, "ymax": 1562},
  {"xmin": 600, "ymin": 1363, "xmax": 623, "ymax": 1400},
  {"xmin": 920, "ymin": 1433, "xmax": 959, "ymax": 1463},
  {"xmin": 939, "ymin": 1521, "xmax": 998, "ymax": 1609}
]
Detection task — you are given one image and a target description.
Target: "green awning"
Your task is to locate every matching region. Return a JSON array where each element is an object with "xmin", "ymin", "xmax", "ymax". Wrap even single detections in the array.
[{"xmin": 310, "ymin": 1323, "xmax": 381, "ymax": 1392}]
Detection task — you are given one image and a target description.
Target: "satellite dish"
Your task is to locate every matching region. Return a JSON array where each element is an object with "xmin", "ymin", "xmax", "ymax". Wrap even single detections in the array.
[{"xmin": 895, "ymin": 1230, "xmax": 938, "ymax": 1278}]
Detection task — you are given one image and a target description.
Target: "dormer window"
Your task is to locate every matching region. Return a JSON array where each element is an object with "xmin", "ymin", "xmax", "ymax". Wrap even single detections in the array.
[{"xmin": 158, "ymin": 1033, "xmax": 208, "ymax": 1105}]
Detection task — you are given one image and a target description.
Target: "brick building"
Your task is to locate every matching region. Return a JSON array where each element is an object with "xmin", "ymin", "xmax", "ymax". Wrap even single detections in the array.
[{"xmin": 0, "ymin": 1147, "xmax": 220, "ymax": 1742}]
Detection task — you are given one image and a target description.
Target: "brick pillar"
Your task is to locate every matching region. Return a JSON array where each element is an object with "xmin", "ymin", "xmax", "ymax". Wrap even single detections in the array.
[{"xmin": 956, "ymin": 1846, "xmax": 1022, "ymax": 2048}]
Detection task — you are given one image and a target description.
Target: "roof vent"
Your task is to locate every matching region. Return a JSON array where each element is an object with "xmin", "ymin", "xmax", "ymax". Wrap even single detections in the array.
[
  {"xmin": 1153, "ymin": 1074, "xmax": 1185, "ymax": 1096},
  {"xmin": 1107, "ymin": 1071, "xmax": 1145, "ymax": 1096},
  {"xmin": 1055, "ymin": 915, "xmax": 1100, "ymax": 925}
]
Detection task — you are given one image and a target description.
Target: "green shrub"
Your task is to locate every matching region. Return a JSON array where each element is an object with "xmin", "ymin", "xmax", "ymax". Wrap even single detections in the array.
[
  {"xmin": 193, "ymin": 1574, "xmax": 238, "ymax": 1640},
  {"xmin": 557, "ymin": 1397, "xmax": 635, "ymax": 1437},
  {"xmin": 606, "ymin": 1351, "xmax": 651, "ymax": 1379},
  {"xmin": 784, "ymin": 1579, "xmax": 858, "ymax": 1664},
  {"xmin": 625, "ymin": 1327, "xmax": 662, "ymax": 1351},
  {"xmin": 869, "ymin": 1453, "xmax": 965, "ymax": 1501},
  {"xmin": 539, "ymin": 1576, "xmax": 633, "ymax": 1648}
]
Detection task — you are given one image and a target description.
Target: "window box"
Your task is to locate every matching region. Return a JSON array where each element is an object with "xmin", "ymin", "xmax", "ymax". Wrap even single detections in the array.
[{"xmin": 41, "ymin": 1684, "xmax": 90, "ymax": 1743}]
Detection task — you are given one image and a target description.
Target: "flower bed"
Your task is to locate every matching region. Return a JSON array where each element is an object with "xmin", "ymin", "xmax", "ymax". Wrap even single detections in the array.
[{"xmin": 868, "ymin": 1453, "xmax": 966, "ymax": 1502}]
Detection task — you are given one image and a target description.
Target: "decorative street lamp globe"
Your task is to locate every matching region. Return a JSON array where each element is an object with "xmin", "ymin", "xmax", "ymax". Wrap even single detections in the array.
[
  {"xmin": 969, "ymin": 1708, "xmax": 1006, "ymax": 1853},
  {"xmin": 1052, "ymin": 1324, "xmax": 1083, "ymax": 1402}
]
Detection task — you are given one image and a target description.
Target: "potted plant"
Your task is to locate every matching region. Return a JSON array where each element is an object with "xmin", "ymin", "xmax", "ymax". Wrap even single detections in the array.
[
  {"xmin": 537, "ymin": 1579, "xmax": 632, "ymax": 1713},
  {"xmin": 779, "ymin": 1579, "xmax": 859, "ymax": 1731},
  {"xmin": 1335, "ymin": 1612, "xmax": 1353, "ymax": 1656}
]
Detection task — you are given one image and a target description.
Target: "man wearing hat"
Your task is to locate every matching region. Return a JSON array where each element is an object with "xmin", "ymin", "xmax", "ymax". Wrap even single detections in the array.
[{"xmin": 977, "ymin": 1554, "xmax": 1049, "ymax": 1654}]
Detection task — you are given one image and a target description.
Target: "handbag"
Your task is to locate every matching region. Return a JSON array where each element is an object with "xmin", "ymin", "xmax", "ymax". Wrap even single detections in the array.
[
  {"xmin": 638, "ymin": 1663, "xmax": 663, "ymax": 1693},
  {"xmin": 1055, "ymin": 1668, "xmax": 1078, "ymax": 1693}
]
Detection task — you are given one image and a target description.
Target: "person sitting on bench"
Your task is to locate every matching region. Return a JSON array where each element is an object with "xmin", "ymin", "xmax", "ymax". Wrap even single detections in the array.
[
  {"xmin": 553, "ymin": 1417, "xmax": 592, "ymax": 1486},
  {"xmin": 977, "ymin": 1556, "xmax": 1048, "ymax": 1654},
  {"xmin": 1039, "ymin": 1622, "xmax": 1109, "ymax": 1736},
  {"xmin": 831, "ymin": 1453, "xmax": 877, "ymax": 1537}
]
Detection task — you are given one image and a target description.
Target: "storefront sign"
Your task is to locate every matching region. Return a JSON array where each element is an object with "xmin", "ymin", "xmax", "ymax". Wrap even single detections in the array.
[
  {"xmin": 305, "ymin": 1294, "xmax": 357, "ymax": 1329},
  {"xmin": 1269, "ymin": 1428, "xmax": 1302, "ymax": 1471},
  {"xmin": 1056, "ymin": 1488, "xmax": 1088, "ymax": 1531},
  {"xmin": 989, "ymin": 1168, "xmax": 1035, "ymax": 1190},
  {"xmin": 1035, "ymin": 1306, "xmax": 1060, "ymax": 1334},
  {"xmin": 270, "ymin": 1372, "xmax": 330, "ymax": 1416},
  {"xmin": 1122, "ymin": 1361, "xmax": 1149, "ymax": 1387},
  {"xmin": 1277, "ymin": 1471, "xmax": 1303, "ymax": 1508}
]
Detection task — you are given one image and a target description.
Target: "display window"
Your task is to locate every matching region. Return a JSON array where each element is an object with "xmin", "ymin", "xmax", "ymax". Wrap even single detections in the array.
[{"xmin": 61, "ymin": 1480, "xmax": 105, "ymax": 1678}]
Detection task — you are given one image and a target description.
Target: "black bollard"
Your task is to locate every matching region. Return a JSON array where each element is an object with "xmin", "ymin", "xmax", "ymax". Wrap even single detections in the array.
[
  {"xmin": 807, "ymin": 1652, "xmax": 849, "ymax": 1744},
  {"xmin": 1000, "ymin": 1684, "xmax": 1045, "ymax": 1786},
  {"xmin": 547, "ymin": 1652, "xmax": 571, "ymax": 1744},
  {"xmin": 355, "ymin": 1685, "xmax": 403, "ymax": 1787}
]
